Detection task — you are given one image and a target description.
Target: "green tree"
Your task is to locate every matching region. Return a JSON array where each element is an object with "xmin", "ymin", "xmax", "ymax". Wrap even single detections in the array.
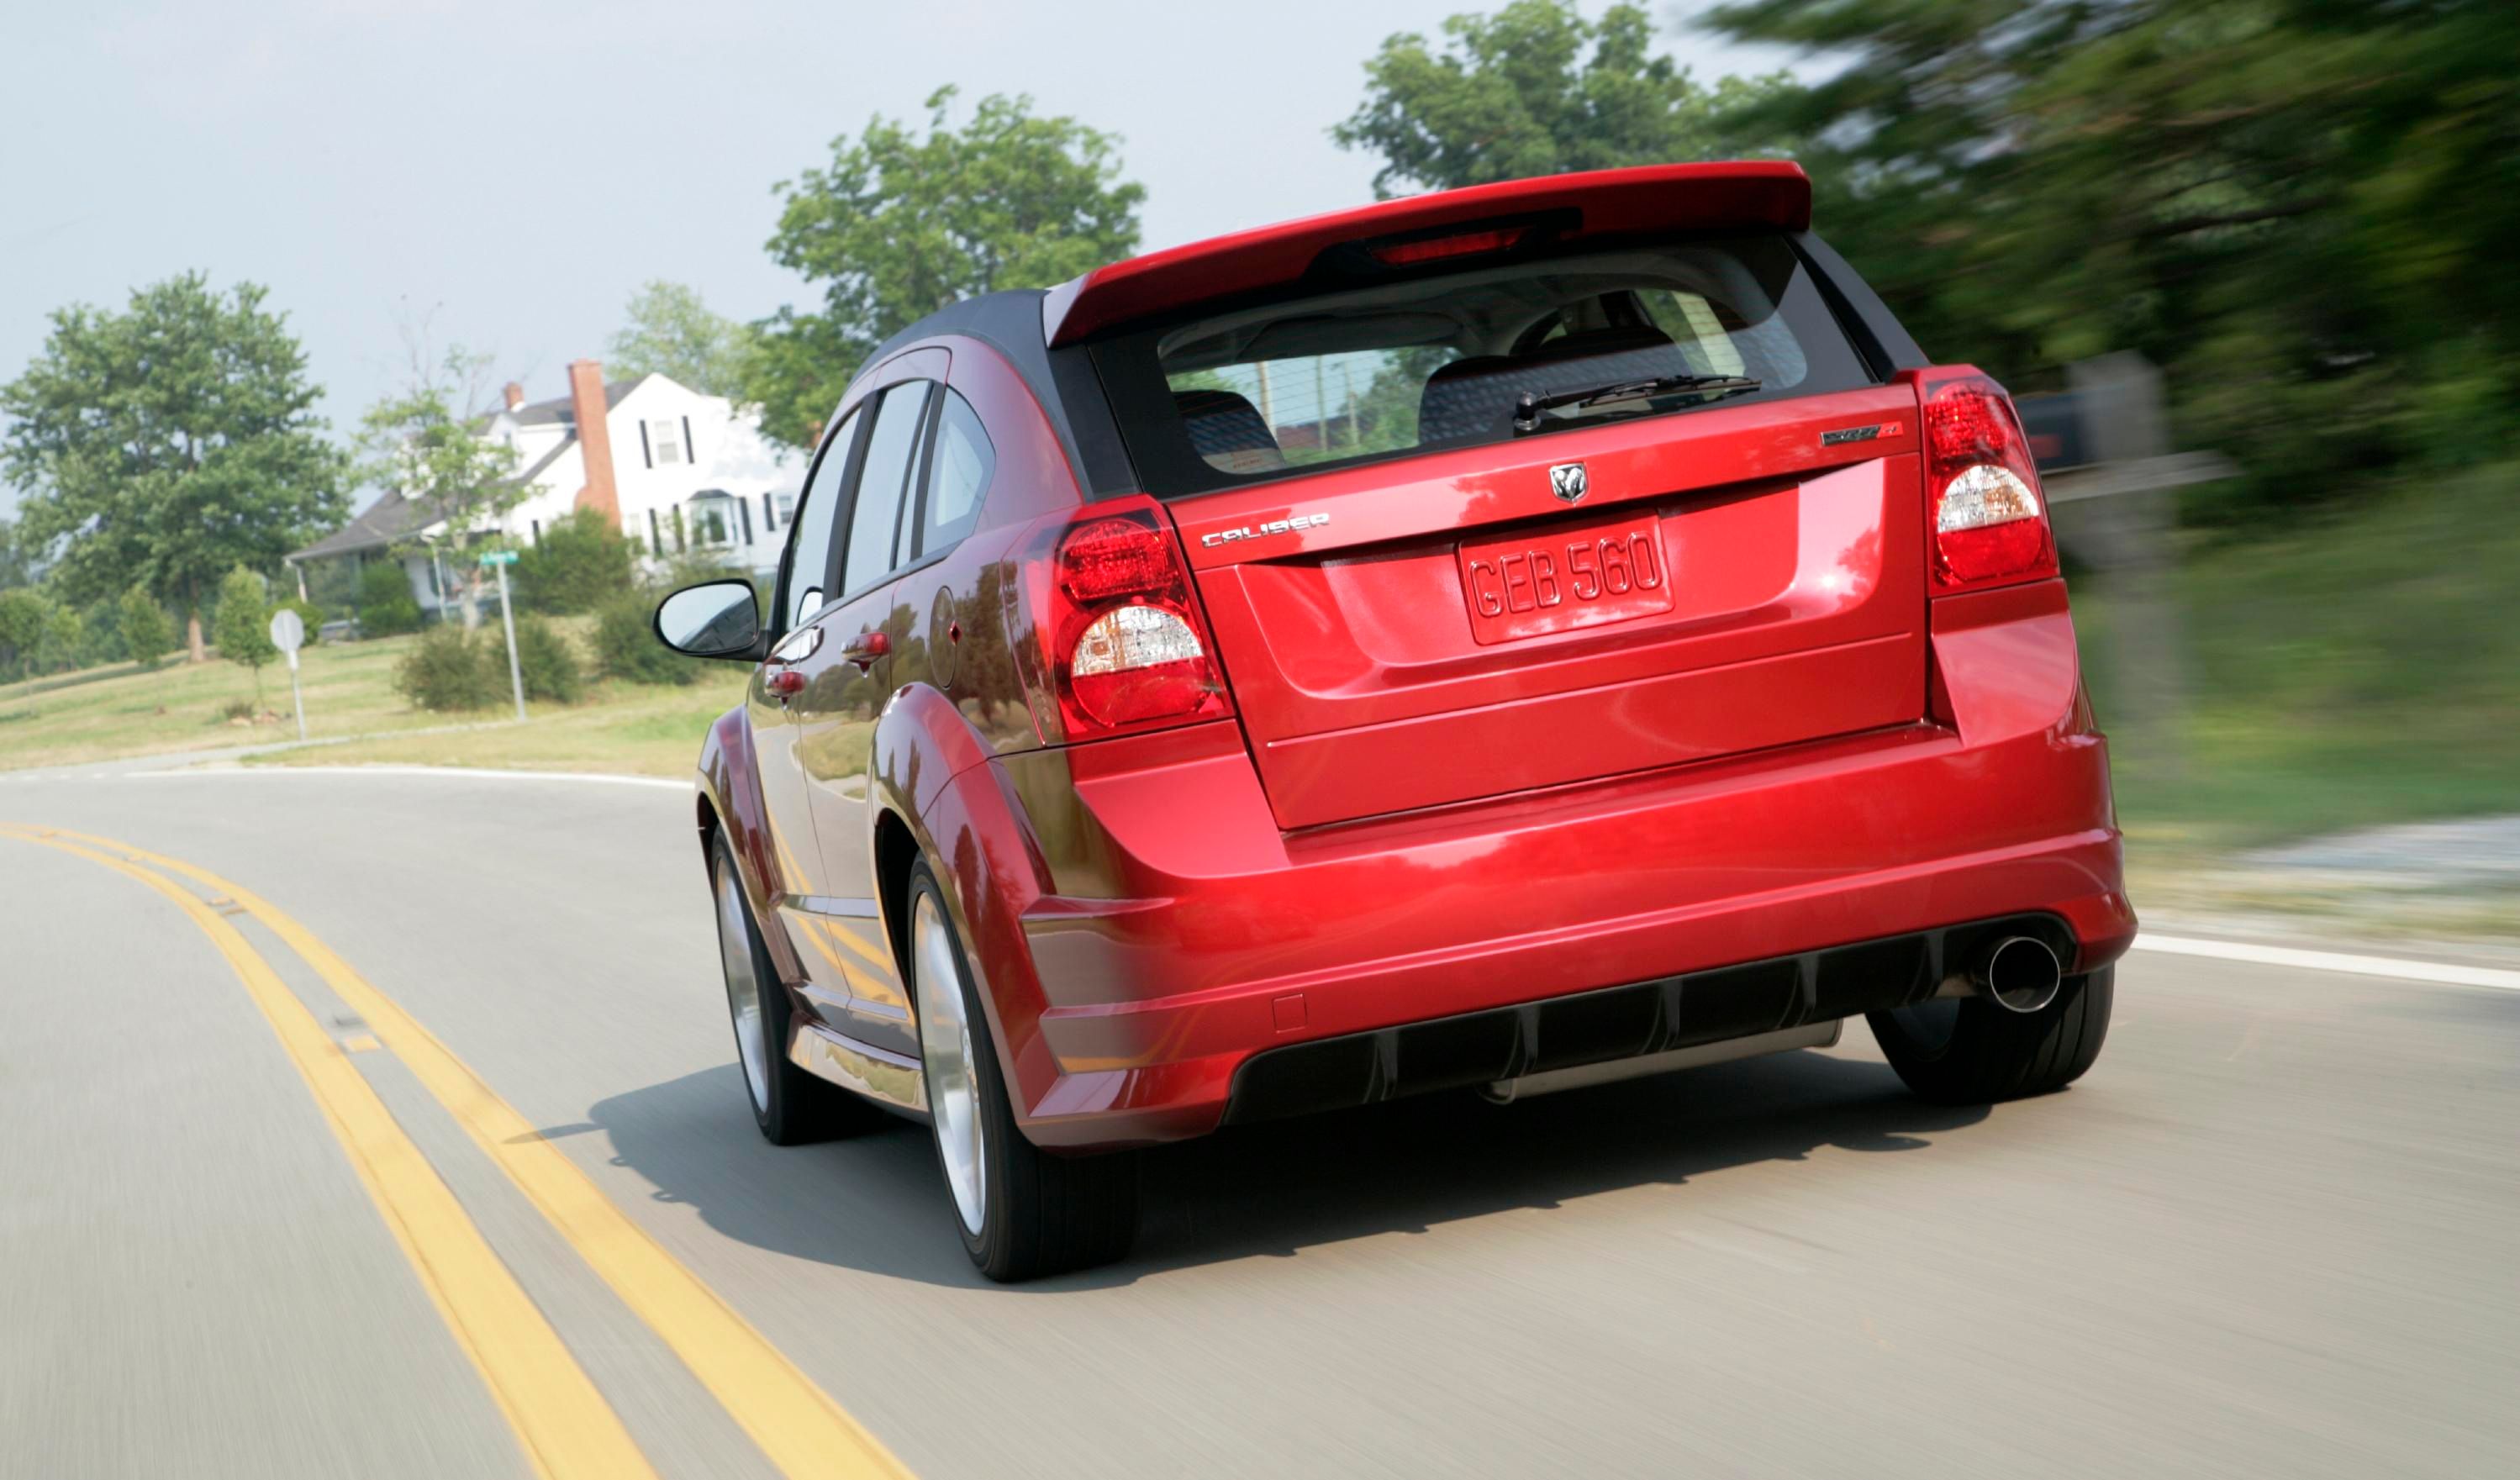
[
  {"xmin": 119, "ymin": 583, "xmax": 174, "ymax": 668},
  {"xmin": 607, "ymin": 282, "xmax": 758, "ymax": 399},
  {"xmin": 1697, "ymin": 0, "xmax": 2520, "ymax": 508},
  {"xmin": 748, "ymin": 87, "xmax": 1145, "ymax": 445},
  {"xmin": 0, "ymin": 516, "xmax": 34, "ymax": 591},
  {"xmin": 1333, "ymin": 1, "xmax": 1798, "ymax": 198},
  {"xmin": 0, "ymin": 274, "xmax": 347, "ymax": 661},
  {"xmin": 212, "ymin": 565, "xmax": 278, "ymax": 706},
  {"xmin": 356, "ymin": 344, "xmax": 524, "ymax": 628}
]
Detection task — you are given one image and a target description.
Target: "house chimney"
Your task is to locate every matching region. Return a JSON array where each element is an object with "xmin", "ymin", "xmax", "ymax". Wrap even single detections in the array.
[
  {"xmin": 503, "ymin": 382, "xmax": 525, "ymax": 411},
  {"xmin": 567, "ymin": 360, "xmax": 618, "ymax": 520}
]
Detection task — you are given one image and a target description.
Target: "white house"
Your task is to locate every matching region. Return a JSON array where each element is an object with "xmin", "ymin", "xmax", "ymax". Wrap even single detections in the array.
[{"xmin": 289, "ymin": 360, "xmax": 806, "ymax": 620}]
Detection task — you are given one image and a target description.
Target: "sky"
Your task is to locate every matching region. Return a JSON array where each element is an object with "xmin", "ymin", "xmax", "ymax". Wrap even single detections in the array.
[{"xmin": 0, "ymin": 0, "xmax": 1807, "ymax": 519}]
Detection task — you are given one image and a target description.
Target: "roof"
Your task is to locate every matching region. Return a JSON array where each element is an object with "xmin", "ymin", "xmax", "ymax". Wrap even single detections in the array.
[
  {"xmin": 287, "ymin": 490, "xmax": 451, "ymax": 561},
  {"xmin": 290, "ymin": 433, "xmax": 585, "ymax": 561},
  {"xmin": 1041, "ymin": 161, "xmax": 1813, "ymax": 346},
  {"xmin": 513, "ymin": 435, "xmax": 577, "ymax": 486},
  {"xmin": 493, "ymin": 375, "xmax": 646, "ymax": 429}
]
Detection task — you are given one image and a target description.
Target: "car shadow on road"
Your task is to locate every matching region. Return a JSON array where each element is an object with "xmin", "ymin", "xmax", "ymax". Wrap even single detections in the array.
[{"xmin": 581, "ymin": 1045, "xmax": 1990, "ymax": 1292}]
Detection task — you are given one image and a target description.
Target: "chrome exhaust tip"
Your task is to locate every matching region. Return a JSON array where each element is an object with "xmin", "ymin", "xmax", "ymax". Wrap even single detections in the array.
[{"xmin": 1974, "ymin": 936, "xmax": 2063, "ymax": 1014}]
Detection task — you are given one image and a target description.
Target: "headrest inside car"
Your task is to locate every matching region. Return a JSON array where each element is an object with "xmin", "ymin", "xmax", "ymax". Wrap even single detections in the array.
[
  {"xmin": 1417, "ymin": 327, "xmax": 1691, "ymax": 447},
  {"xmin": 1174, "ymin": 388, "xmax": 1287, "ymax": 474}
]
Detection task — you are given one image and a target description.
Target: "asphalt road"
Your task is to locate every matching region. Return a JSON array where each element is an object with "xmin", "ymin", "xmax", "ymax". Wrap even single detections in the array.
[{"xmin": 3, "ymin": 763, "xmax": 2513, "ymax": 1479}]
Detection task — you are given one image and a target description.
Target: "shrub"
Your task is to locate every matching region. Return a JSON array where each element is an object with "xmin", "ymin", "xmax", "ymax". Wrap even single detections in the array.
[
  {"xmin": 357, "ymin": 560, "xmax": 424, "ymax": 637},
  {"xmin": 73, "ymin": 597, "xmax": 128, "ymax": 668},
  {"xmin": 212, "ymin": 566, "xmax": 277, "ymax": 670},
  {"xmin": 118, "ymin": 586, "xmax": 173, "ymax": 668},
  {"xmin": 514, "ymin": 510, "xmax": 639, "ymax": 614},
  {"xmin": 217, "ymin": 697, "xmax": 255, "ymax": 722},
  {"xmin": 591, "ymin": 595, "xmax": 698, "ymax": 686},
  {"xmin": 393, "ymin": 624, "xmax": 498, "ymax": 711},
  {"xmin": 33, "ymin": 601, "xmax": 84, "ymax": 676},
  {"xmin": 510, "ymin": 614, "xmax": 587, "ymax": 703},
  {"xmin": 0, "ymin": 588, "xmax": 48, "ymax": 679}
]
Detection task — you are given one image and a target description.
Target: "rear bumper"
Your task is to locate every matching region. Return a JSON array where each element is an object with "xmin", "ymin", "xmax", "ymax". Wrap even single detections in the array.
[
  {"xmin": 988, "ymin": 579, "xmax": 2129, "ymax": 1148},
  {"xmin": 1224, "ymin": 910, "xmax": 2077, "ymax": 1125}
]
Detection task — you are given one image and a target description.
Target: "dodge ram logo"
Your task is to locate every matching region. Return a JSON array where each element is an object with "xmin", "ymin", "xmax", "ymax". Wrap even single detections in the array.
[{"xmin": 1548, "ymin": 462, "xmax": 1589, "ymax": 503}]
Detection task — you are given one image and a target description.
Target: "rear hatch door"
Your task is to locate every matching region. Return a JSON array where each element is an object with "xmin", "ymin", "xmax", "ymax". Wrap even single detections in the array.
[{"xmin": 1178, "ymin": 387, "xmax": 1925, "ymax": 829}]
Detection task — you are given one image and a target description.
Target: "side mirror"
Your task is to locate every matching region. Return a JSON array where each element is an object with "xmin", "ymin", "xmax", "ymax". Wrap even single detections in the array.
[{"xmin": 653, "ymin": 579, "xmax": 765, "ymax": 661}]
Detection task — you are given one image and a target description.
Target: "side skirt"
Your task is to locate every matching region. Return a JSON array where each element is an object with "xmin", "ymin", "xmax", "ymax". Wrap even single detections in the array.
[{"xmin": 788, "ymin": 1020, "xmax": 927, "ymax": 1117}]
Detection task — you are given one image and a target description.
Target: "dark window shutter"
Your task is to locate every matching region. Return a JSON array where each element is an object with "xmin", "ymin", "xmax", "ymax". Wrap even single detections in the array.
[
  {"xmin": 683, "ymin": 416, "xmax": 696, "ymax": 464},
  {"xmin": 738, "ymin": 498, "xmax": 753, "ymax": 544},
  {"xmin": 672, "ymin": 508, "xmax": 687, "ymax": 553},
  {"xmin": 646, "ymin": 509, "xmax": 662, "ymax": 556},
  {"xmin": 762, "ymin": 492, "xmax": 776, "ymax": 531},
  {"xmin": 640, "ymin": 420, "xmax": 654, "ymax": 469}
]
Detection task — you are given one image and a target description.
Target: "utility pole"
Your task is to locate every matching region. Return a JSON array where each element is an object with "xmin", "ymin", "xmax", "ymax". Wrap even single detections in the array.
[{"xmin": 1314, "ymin": 358, "xmax": 1327, "ymax": 456}]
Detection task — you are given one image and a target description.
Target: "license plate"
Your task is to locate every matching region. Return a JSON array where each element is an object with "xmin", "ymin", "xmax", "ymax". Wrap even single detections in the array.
[{"xmin": 1458, "ymin": 509, "xmax": 1672, "ymax": 645}]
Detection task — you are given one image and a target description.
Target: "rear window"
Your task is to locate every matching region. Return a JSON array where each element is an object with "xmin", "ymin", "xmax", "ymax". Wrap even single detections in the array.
[{"xmin": 1091, "ymin": 235, "xmax": 1874, "ymax": 498}]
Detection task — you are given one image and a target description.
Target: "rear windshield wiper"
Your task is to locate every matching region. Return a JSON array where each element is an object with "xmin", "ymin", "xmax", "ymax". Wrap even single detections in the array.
[{"xmin": 1513, "ymin": 374, "xmax": 1763, "ymax": 434}]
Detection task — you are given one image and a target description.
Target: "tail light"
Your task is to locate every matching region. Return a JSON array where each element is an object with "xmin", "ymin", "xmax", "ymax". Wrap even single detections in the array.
[
  {"xmin": 1922, "ymin": 372, "xmax": 2057, "ymax": 593},
  {"xmin": 1004, "ymin": 498, "xmax": 1231, "ymax": 745}
]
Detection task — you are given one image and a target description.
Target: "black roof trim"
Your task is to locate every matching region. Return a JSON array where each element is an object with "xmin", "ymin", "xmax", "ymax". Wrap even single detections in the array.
[{"xmin": 856, "ymin": 291, "xmax": 1138, "ymax": 499}]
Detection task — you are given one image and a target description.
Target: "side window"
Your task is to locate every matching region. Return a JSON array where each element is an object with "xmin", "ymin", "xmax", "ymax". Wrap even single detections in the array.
[
  {"xmin": 840, "ymin": 382, "xmax": 931, "ymax": 598},
  {"xmin": 915, "ymin": 389, "xmax": 994, "ymax": 559},
  {"xmin": 783, "ymin": 407, "xmax": 860, "ymax": 628}
]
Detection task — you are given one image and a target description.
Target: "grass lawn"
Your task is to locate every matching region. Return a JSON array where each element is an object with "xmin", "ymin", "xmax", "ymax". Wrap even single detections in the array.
[
  {"xmin": 2076, "ymin": 460, "xmax": 2520, "ymax": 863},
  {"xmin": 0, "ymin": 617, "xmax": 746, "ymax": 778}
]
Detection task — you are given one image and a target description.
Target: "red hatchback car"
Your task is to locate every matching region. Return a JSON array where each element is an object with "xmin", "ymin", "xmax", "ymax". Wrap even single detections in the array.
[{"xmin": 655, "ymin": 161, "xmax": 2133, "ymax": 1281}]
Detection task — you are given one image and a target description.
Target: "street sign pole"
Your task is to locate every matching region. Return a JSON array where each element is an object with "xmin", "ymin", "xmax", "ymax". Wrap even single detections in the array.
[
  {"xmin": 266, "ymin": 608, "xmax": 308, "ymax": 741},
  {"xmin": 483, "ymin": 550, "xmax": 526, "ymax": 723}
]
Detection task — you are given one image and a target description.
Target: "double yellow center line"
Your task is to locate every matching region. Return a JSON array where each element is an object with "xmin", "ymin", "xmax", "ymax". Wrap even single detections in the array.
[{"xmin": 2, "ymin": 824, "xmax": 909, "ymax": 1480}]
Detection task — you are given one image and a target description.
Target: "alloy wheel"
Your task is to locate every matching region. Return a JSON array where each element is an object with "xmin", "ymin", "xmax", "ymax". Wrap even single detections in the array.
[
  {"xmin": 913, "ymin": 893, "xmax": 988, "ymax": 1236},
  {"xmin": 713, "ymin": 861, "xmax": 772, "ymax": 1114}
]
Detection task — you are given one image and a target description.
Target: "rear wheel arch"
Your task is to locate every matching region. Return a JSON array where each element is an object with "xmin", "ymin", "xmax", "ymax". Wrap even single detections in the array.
[{"xmin": 867, "ymin": 682, "xmax": 1068, "ymax": 1130}]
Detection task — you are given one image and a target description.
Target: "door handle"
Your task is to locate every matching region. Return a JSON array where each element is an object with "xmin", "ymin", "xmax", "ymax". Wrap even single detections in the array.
[{"xmin": 841, "ymin": 631, "xmax": 890, "ymax": 672}]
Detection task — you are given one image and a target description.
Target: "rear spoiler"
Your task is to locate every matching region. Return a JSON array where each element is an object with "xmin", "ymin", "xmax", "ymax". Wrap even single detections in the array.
[{"xmin": 1041, "ymin": 161, "xmax": 1813, "ymax": 348}]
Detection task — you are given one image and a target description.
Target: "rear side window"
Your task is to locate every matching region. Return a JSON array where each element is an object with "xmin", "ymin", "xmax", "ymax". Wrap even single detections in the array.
[
  {"xmin": 1094, "ymin": 234, "xmax": 1870, "ymax": 497},
  {"xmin": 840, "ymin": 382, "xmax": 931, "ymax": 598},
  {"xmin": 915, "ymin": 389, "xmax": 994, "ymax": 559}
]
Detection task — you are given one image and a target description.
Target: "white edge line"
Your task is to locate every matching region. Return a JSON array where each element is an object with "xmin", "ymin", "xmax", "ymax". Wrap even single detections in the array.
[
  {"xmin": 129, "ymin": 764, "xmax": 692, "ymax": 792},
  {"xmin": 2132, "ymin": 934, "xmax": 2520, "ymax": 992}
]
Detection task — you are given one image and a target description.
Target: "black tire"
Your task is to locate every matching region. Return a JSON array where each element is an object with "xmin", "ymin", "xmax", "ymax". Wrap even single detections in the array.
[
  {"xmin": 906, "ymin": 863, "xmax": 1136, "ymax": 1282},
  {"xmin": 710, "ymin": 839, "xmax": 885, "ymax": 1146},
  {"xmin": 1867, "ymin": 966, "xmax": 2114, "ymax": 1105}
]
